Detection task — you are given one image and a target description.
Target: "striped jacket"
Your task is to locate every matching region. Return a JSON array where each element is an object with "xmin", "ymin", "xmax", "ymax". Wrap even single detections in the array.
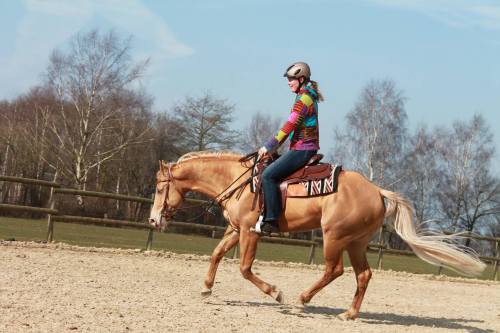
[{"xmin": 265, "ymin": 85, "xmax": 320, "ymax": 151}]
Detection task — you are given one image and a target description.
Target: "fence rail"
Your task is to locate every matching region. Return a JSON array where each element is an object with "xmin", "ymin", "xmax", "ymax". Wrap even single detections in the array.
[
  {"xmin": 53, "ymin": 188, "xmax": 153, "ymax": 204},
  {"xmin": 1, "ymin": 175, "xmax": 499, "ymax": 280},
  {"xmin": 0, "ymin": 175, "xmax": 60, "ymax": 188},
  {"xmin": 0, "ymin": 203, "xmax": 58, "ymax": 215},
  {"xmin": 52, "ymin": 215, "xmax": 156, "ymax": 229}
]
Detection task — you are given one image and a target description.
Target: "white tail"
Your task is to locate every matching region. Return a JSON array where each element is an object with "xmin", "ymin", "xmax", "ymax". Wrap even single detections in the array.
[{"xmin": 380, "ymin": 189, "xmax": 486, "ymax": 277}]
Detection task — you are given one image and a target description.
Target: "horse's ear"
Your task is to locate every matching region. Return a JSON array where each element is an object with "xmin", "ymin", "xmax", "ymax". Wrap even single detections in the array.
[{"xmin": 159, "ymin": 160, "xmax": 163, "ymax": 171}]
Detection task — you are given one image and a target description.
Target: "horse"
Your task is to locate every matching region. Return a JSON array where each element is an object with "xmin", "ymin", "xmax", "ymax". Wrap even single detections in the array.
[{"xmin": 148, "ymin": 151, "xmax": 485, "ymax": 320}]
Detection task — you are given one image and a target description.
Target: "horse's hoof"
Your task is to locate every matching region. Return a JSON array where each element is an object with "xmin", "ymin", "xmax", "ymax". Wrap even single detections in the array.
[
  {"xmin": 201, "ymin": 288, "xmax": 212, "ymax": 297},
  {"xmin": 274, "ymin": 290, "xmax": 284, "ymax": 304},
  {"xmin": 295, "ymin": 302, "xmax": 306, "ymax": 312},
  {"xmin": 337, "ymin": 311, "xmax": 356, "ymax": 321},
  {"xmin": 297, "ymin": 294, "xmax": 309, "ymax": 309}
]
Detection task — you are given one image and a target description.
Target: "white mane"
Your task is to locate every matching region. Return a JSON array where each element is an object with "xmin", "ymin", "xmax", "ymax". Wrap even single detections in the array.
[{"xmin": 176, "ymin": 150, "xmax": 243, "ymax": 163}]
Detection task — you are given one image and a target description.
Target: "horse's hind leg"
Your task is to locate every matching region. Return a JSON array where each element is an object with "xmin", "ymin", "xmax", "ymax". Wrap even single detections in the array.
[
  {"xmin": 298, "ymin": 234, "xmax": 344, "ymax": 307},
  {"xmin": 339, "ymin": 241, "xmax": 372, "ymax": 320},
  {"xmin": 202, "ymin": 225, "xmax": 239, "ymax": 296}
]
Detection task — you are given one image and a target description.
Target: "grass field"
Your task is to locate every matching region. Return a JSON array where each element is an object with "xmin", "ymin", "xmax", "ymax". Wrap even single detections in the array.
[{"xmin": 0, "ymin": 216, "xmax": 496, "ymax": 280}]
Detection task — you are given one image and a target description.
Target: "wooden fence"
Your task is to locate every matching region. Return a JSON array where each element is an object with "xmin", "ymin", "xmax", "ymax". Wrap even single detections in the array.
[{"xmin": 1, "ymin": 175, "xmax": 499, "ymax": 280}]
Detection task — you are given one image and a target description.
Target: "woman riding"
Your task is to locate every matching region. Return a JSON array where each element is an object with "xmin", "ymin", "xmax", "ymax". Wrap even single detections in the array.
[{"xmin": 255, "ymin": 61, "xmax": 324, "ymax": 234}]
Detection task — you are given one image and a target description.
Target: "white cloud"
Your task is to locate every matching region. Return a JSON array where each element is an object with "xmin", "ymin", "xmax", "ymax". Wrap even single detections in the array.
[
  {"xmin": 471, "ymin": 5, "xmax": 500, "ymax": 30},
  {"xmin": 95, "ymin": 0, "xmax": 194, "ymax": 58},
  {"xmin": 24, "ymin": 0, "xmax": 93, "ymax": 16},
  {"xmin": 0, "ymin": 0, "xmax": 193, "ymax": 98},
  {"xmin": 366, "ymin": 0, "xmax": 500, "ymax": 31}
]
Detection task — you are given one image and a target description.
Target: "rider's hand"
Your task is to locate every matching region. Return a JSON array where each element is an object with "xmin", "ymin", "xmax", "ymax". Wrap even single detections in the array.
[{"xmin": 258, "ymin": 146, "xmax": 268, "ymax": 160}]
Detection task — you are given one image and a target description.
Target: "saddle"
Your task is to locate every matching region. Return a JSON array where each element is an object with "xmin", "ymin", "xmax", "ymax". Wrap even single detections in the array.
[{"xmin": 251, "ymin": 153, "xmax": 342, "ymax": 211}]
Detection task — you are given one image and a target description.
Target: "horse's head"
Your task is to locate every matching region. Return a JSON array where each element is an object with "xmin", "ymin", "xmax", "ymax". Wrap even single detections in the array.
[{"xmin": 148, "ymin": 161, "xmax": 184, "ymax": 231}]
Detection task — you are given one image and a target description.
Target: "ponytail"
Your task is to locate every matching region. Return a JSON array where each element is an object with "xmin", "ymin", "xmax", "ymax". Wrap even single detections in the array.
[{"xmin": 309, "ymin": 80, "xmax": 324, "ymax": 102}]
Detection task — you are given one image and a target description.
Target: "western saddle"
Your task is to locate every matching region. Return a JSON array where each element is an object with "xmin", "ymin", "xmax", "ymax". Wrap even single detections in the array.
[{"xmin": 251, "ymin": 153, "xmax": 333, "ymax": 211}]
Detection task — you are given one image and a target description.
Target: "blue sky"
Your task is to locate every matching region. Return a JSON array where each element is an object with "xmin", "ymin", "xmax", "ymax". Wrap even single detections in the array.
[{"xmin": 1, "ymin": 0, "xmax": 499, "ymax": 170}]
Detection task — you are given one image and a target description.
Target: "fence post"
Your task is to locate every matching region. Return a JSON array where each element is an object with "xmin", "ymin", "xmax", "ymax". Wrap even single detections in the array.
[
  {"xmin": 308, "ymin": 243, "xmax": 316, "ymax": 265},
  {"xmin": 146, "ymin": 229, "xmax": 154, "ymax": 250},
  {"xmin": 437, "ymin": 266, "xmax": 443, "ymax": 275},
  {"xmin": 377, "ymin": 225, "xmax": 385, "ymax": 270},
  {"xmin": 232, "ymin": 244, "xmax": 239, "ymax": 259},
  {"xmin": 307, "ymin": 231, "xmax": 316, "ymax": 265},
  {"xmin": 46, "ymin": 185, "xmax": 57, "ymax": 242},
  {"xmin": 493, "ymin": 240, "xmax": 499, "ymax": 281}
]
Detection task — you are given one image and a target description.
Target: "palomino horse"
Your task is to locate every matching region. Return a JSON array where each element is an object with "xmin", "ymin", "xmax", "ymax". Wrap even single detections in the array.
[{"xmin": 148, "ymin": 151, "xmax": 485, "ymax": 320}]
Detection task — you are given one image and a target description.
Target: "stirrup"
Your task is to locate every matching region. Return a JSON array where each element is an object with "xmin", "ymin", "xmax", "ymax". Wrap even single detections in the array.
[
  {"xmin": 251, "ymin": 216, "xmax": 279, "ymax": 236},
  {"xmin": 250, "ymin": 215, "xmax": 265, "ymax": 234}
]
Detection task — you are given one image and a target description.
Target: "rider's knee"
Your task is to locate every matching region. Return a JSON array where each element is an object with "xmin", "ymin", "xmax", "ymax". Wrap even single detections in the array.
[{"xmin": 261, "ymin": 168, "xmax": 273, "ymax": 182}]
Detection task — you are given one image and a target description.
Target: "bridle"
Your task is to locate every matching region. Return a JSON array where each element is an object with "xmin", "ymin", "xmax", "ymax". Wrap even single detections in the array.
[
  {"xmin": 156, "ymin": 163, "xmax": 177, "ymax": 221},
  {"xmin": 155, "ymin": 156, "xmax": 256, "ymax": 226}
]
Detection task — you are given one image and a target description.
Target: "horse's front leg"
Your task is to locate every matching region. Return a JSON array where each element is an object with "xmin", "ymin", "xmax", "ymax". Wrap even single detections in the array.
[
  {"xmin": 202, "ymin": 226, "xmax": 239, "ymax": 297},
  {"xmin": 239, "ymin": 229, "xmax": 284, "ymax": 303}
]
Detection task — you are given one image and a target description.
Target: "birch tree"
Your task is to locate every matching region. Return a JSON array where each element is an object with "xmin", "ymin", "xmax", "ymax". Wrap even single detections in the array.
[
  {"xmin": 44, "ymin": 29, "xmax": 149, "ymax": 207},
  {"xmin": 0, "ymin": 101, "xmax": 16, "ymax": 201},
  {"xmin": 332, "ymin": 79, "xmax": 407, "ymax": 187},
  {"xmin": 401, "ymin": 125, "xmax": 441, "ymax": 224},
  {"xmin": 435, "ymin": 115, "xmax": 500, "ymax": 242}
]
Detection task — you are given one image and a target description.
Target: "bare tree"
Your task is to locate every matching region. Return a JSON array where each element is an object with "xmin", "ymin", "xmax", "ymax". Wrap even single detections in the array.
[
  {"xmin": 151, "ymin": 112, "xmax": 186, "ymax": 160},
  {"xmin": 44, "ymin": 29, "xmax": 149, "ymax": 207},
  {"xmin": 401, "ymin": 125, "xmax": 441, "ymax": 223},
  {"xmin": 0, "ymin": 90, "xmax": 56, "ymax": 208},
  {"xmin": 239, "ymin": 111, "xmax": 282, "ymax": 153},
  {"xmin": 173, "ymin": 92, "xmax": 239, "ymax": 151},
  {"xmin": 435, "ymin": 115, "xmax": 500, "ymax": 242},
  {"xmin": 487, "ymin": 215, "xmax": 500, "ymax": 240},
  {"xmin": 0, "ymin": 101, "xmax": 16, "ymax": 202},
  {"xmin": 377, "ymin": 125, "xmax": 444, "ymax": 250},
  {"xmin": 332, "ymin": 79, "xmax": 407, "ymax": 187}
]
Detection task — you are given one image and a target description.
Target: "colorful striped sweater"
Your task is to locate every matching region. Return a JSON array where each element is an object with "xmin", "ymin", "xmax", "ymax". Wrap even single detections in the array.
[{"xmin": 264, "ymin": 85, "xmax": 320, "ymax": 151}]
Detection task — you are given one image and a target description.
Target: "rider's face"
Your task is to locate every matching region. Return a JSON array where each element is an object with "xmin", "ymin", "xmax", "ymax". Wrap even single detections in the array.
[{"xmin": 287, "ymin": 77, "xmax": 302, "ymax": 92}]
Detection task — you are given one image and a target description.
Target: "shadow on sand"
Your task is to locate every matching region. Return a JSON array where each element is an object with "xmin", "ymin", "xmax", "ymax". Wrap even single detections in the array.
[{"xmin": 212, "ymin": 300, "xmax": 494, "ymax": 333}]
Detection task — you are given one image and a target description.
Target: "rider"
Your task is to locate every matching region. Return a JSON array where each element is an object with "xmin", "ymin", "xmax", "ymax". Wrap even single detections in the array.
[{"xmin": 255, "ymin": 61, "xmax": 323, "ymax": 234}]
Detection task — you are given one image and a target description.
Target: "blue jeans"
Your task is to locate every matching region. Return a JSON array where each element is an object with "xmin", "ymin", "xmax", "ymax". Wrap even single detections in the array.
[{"xmin": 261, "ymin": 149, "xmax": 317, "ymax": 221}]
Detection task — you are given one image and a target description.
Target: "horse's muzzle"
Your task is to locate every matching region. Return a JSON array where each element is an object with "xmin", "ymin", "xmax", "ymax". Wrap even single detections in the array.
[
  {"xmin": 148, "ymin": 216, "xmax": 168, "ymax": 232},
  {"xmin": 148, "ymin": 217, "xmax": 161, "ymax": 229}
]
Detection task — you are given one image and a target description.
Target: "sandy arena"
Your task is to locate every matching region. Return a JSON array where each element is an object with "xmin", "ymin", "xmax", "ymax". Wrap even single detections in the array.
[{"xmin": 1, "ymin": 241, "xmax": 499, "ymax": 333}]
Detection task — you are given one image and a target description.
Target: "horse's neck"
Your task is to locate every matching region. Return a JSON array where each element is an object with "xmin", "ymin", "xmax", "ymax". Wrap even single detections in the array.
[{"xmin": 174, "ymin": 159, "xmax": 244, "ymax": 199}]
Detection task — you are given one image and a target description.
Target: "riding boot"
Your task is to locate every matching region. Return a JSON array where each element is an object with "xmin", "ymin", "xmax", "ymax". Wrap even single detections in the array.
[
  {"xmin": 253, "ymin": 215, "xmax": 280, "ymax": 235},
  {"xmin": 260, "ymin": 219, "xmax": 279, "ymax": 234}
]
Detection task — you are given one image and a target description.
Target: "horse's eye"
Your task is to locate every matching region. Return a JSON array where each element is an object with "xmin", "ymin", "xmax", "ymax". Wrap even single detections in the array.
[{"xmin": 157, "ymin": 187, "xmax": 163, "ymax": 194}]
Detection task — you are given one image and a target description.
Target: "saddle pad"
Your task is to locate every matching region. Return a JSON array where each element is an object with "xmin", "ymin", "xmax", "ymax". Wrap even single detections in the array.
[
  {"xmin": 251, "ymin": 163, "xmax": 342, "ymax": 196},
  {"xmin": 288, "ymin": 164, "xmax": 342, "ymax": 197}
]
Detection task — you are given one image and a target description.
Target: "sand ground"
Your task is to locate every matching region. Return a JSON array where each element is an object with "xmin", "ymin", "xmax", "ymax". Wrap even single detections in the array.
[{"xmin": 1, "ymin": 241, "xmax": 499, "ymax": 333}]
